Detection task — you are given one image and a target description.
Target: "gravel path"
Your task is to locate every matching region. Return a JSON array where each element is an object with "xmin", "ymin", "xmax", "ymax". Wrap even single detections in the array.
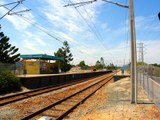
[{"xmin": 67, "ymin": 77, "xmax": 160, "ymax": 120}]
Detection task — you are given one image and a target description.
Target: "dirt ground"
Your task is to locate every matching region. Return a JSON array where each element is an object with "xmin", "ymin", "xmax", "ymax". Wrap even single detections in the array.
[{"xmin": 68, "ymin": 77, "xmax": 160, "ymax": 120}]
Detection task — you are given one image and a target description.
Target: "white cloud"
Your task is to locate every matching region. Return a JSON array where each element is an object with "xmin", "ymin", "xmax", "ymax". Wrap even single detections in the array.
[
  {"xmin": 64, "ymin": 20, "xmax": 82, "ymax": 33},
  {"xmin": 35, "ymin": 38, "xmax": 46, "ymax": 46},
  {"xmin": 57, "ymin": 32, "xmax": 79, "ymax": 44},
  {"xmin": 20, "ymin": 31, "xmax": 53, "ymax": 54},
  {"xmin": 135, "ymin": 16, "xmax": 160, "ymax": 32},
  {"xmin": 23, "ymin": 39, "xmax": 43, "ymax": 53},
  {"xmin": 101, "ymin": 23, "xmax": 110, "ymax": 32},
  {"xmin": 1, "ymin": 0, "xmax": 158, "ymax": 67},
  {"xmin": 41, "ymin": 0, "xmax": 101, "ymax": 36}
]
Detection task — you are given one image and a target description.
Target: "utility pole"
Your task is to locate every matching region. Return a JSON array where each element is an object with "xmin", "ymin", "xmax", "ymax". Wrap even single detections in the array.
[
  {"xmin": 102, "ymin": 0, "xmax": 138, "ymax": 104},
  {"xmin": 129, "ymin": 0, "xmax": 137, "ymax": 103},
  {"xmin": 64, "ymin": 0, "xmax": 137, "ymax": 103}
]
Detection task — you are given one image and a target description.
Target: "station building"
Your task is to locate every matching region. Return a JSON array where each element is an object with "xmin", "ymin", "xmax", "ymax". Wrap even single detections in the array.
[{"xmin": 18, "ymin": 54, "xmax": 64, "ymax": 74}]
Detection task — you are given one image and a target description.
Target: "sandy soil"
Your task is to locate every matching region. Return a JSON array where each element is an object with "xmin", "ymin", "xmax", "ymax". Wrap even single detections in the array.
[{"xmin": 67, "ymin": 77, "xmax": 160, "ymax": 120}]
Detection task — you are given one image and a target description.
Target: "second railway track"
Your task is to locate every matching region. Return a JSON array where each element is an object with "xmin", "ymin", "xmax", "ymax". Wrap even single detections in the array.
[
  {"xmin": 0, "ymin": 75, "xmax": 105, "ymax": 106},
  {"xmin": 22, "ymin": 73, "xmax": 114, "ymax": 120}
]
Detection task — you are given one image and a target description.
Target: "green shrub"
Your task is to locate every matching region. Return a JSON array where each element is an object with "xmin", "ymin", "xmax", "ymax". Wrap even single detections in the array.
[{"xmin": 0, "ymin": 70, "xmax": 21, "ymax": 94}]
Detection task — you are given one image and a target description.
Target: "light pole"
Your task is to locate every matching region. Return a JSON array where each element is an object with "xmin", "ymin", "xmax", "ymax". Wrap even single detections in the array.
[{"xmin": 65, "ymin": 0, "xmax": 137, "ymax": 103}]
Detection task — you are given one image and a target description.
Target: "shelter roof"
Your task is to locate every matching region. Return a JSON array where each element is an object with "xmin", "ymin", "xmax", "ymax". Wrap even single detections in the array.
[{"xmin": 20, "ymin": 54, "xmax": 64, "ymax": 61}]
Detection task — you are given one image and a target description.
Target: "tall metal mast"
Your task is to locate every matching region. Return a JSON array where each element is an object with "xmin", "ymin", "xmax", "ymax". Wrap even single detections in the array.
[
  {"xmin": 129, "ymin": 0, "xmax": 137, "ymax": 103},
  {"xmin": 65, "ymin": 0, "xmax": 137, "ymax": 103}
]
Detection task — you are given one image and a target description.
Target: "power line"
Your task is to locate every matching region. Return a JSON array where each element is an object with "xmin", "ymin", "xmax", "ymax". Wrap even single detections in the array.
[
  {"xmin": 21, "ymin": 3, "xmax": 51, "ymax": 26},
  {"xmin": 0, "ymin": 2, "xmax": 19, "ymax": 20},
  {"xmin": 1, "ymin": 2, "xmax": 102, "ymax": 60},
  {"xmin": 123, "ymin": 0, "xmax": 129, "ymax": 66},
  {"xmin": 22, "ymin": 2, "xmax": 104, "ymax": 58},
  {"xmin": 0, "ymin": 3, "xmax": 64, "ymax": 43},
  {"xmin": 0, "ymin": 0, "xmax": 24, "ymax": 7},
  {"xmin": 23, "ymin": 4, "xmax": 104, "ymax": 58},
  {"xmin": 66, "ymin": 0, "xmax": 116, "ymax": 63},
  {"xmin": 0, "ymin": 0, "xmax": 30, "ymax": 20},
  {"xmin": 8, "ymin": 9, "xmax": 31, "ymax": 15},
  {"xmin": 143, "ymin": 15, "xmax": 160, "ymax": 46},
  {"xmin": 142, "ymin": 15, "xmax": 160, "ymax": 40},
  {"xmin": 102, "ymin": 0, "xmax": 129, "ymax": 8},
  {"xmin": 80, "ymin": 0, "xmax": 116, "ymax": 58},
  {"xmin": 64, "ymin": 0, "xmax": 97, "ymax": 7},
  {"xmin": 19, "ymin": 16, "xmax": 64, "ymax": 43},
  {"xmin": 23, "ymin": 0, "xmax": 117, "ymax": 62}
]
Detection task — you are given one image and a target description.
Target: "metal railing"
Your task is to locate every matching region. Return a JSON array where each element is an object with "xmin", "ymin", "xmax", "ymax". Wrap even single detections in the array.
[{"xmin": 138, "ymin": 66, "xmax": 160, "ymax": 108}]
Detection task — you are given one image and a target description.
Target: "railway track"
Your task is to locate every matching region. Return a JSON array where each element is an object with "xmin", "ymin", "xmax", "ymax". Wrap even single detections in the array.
[
  {"xmin": 22, "ymin": 73, "xmax": 114, "ymax": 120},
  {"xmin": 0, "ymin": 73, "xmax": 110, "ymax": 106}
]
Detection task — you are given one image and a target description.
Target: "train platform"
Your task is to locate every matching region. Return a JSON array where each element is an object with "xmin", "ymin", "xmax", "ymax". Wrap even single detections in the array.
[
  {"xmin": 68, "ymin": 72, "xmax": 160, "ymax": 120},
  {"xmin": 114, "ymin": 70, "xmax": 130, "ymax": 82}
]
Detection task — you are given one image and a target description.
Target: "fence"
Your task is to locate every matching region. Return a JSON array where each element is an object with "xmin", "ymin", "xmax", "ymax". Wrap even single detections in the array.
[
  {"xmin": 0, "ymin": 63, "xmax": 23, "ymax": 75},
  {"xmin": 138, "ymin": 65, "xmax": 160, "ymax": 108},
  {"xmin": 0, "ymin": 63, "xmax": 16, "ymax": 73}
]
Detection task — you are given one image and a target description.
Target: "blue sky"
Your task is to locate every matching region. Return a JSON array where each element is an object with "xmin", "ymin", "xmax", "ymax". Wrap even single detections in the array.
[{"xmin": 0, "ymin": 0, "xmax": 160, "ymax": 66}]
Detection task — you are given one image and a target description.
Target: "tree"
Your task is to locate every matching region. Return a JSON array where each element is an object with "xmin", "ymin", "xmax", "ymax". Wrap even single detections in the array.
[
  {"xmin": 106, "ymin": 63, "xmax": 117, "ymax": 70},
  {"xmin": 95, "ymin": 60, "xmax": 103, "ymax": 70},
  {"xmin": 54, "ymin": 41, "xmax": 73, "ymax": 72},
  {"xmin": 151, "ymin": 63, "xmax": 160, "ymax": 67},
  {"xmin": 96, "ymin": 60, "xmax": 100, "ymax": 65},
  {"xmin": 79, "ymin": 60, "xmax": 85, "ymax": 69},
  {"xmin": 0, "ymin": 32, "xmax": 20, "ymax": 63},
  {"xmin": 137, "ymin": 62, "xmax": 147, "ymax": 66},
  {"xmin": 95, "ymin": 58, "xmax": 106, "ymax": 70},
  {"xmin": 100, "ymin": 57, "xmax": 105, "ymax": 67},
  {"xmin": 78, "ymin": 60, "xmax": 89, "ymax": 69}
]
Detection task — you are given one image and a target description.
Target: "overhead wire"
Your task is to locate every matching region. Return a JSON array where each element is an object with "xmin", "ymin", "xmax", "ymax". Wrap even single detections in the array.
[
  {"xmin": 123, "ymin": 0, "xmax": 129, "ymax": 66},
  {"xmin": 16, "ymin": 1, "xmax": 102, "ymax": 58},
  {"xmin": 69, "ymin": 0, "xmax": 159, "ymax": 65},
  {"xmin": 1, "ymin": 0, "xmax": 129, "ymax": 63},
  {"xmin": 137, "ymin": 14, "xmax": 160, "ymax": 56},
  {"xmin": 79, "ymin": 0, "xmax": 116, "ymax": 62},
  {"xmin": 23, "ymin": 4, "xmax": 95, "ymax": 49},
  {"xmin": 17, "ymin": 15, "xmax": 64, "ymax": 43},
  {"xmin": 135, "ymin": 14, "xmax": 160, "ymax": 64},
  {"xmin": 67, "ymin": 0, "xmax": 116, "ymax": 64},
  {"xmin": 21, "ymin": 1, "xmax": 103, "ymax": 60},
  {"xmin": 21, "ymin": 3, "xmax": 53, "ymax": 27},
  {"xmin": 0, "ymin": 2, "xmax": 64, "ymax": 42}
]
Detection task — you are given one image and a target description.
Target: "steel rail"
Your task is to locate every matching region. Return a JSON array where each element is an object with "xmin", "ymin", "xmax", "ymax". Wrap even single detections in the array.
[
  {"xmin": 56, "ymin": 76, "xmax": 113, "ymax": 120},
  {"xmin": 21, "ymin": 73, "xmax": 114, "ymax": 120},
  {"xmin": 0, "ymin": 74, "xmax": 107, "ymax": 106},
  {"xmin": 0, "ymin": 77, "xmax": 95, "ymax": 106}
]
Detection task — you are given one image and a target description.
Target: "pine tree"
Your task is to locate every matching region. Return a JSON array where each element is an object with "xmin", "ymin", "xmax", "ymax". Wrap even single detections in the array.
[
  {"xmin": 0, "ymin": 32, "xmax": 20, "ymax": 63},
  {"xmin": 54, "ymin": 41, "xmax": 73, "ymax": 72}
]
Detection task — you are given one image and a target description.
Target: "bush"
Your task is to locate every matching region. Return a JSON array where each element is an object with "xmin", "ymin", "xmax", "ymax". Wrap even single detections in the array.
[{"xmin": 0, "ymin": 70, "xmax": 21, "ymax": 94}]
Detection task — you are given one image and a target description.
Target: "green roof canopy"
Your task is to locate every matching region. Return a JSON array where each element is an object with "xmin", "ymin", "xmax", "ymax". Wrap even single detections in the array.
[{"xmin": 20, "ymin": 54, "xmax": 64, "ymax": 61}]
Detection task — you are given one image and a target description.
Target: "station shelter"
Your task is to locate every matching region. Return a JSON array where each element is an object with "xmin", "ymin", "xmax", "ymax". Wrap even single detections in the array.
[{"xmin": 19, "ymin": 54, "xmax": 64, "ymax": 74}]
